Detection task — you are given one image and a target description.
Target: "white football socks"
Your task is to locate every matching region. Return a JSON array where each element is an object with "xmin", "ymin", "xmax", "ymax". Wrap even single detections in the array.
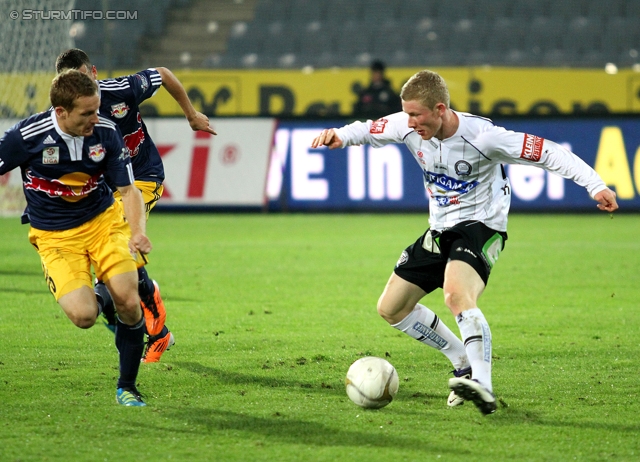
[
  {"xmin": 455, "ymin": 307, "xmax": 492, "ymax": 392},
  {"xmin": 392, "ymin": 304, "xmax": 469, "ymax": 371}
]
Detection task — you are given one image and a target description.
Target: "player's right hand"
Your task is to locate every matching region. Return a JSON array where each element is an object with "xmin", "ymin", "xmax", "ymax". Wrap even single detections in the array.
[
  {"xmin": 129, "ymin": 234, "xmax": 152, "ymax": 255},
  {"xmin": 189, "ymin": 111, "xmax": 217, "ymax": 135},
  {"xmin": 311, "ymin": 129, "xmax": 343, "ymax": 149},
  {"xmin": 594, "ymin": 188, "xmax": 618, "ymax": 212}
]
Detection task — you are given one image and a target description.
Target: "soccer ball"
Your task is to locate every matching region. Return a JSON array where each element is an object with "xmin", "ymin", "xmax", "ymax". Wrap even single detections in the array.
[{"xmin": 345, "ymin": 356, "xmax": 399, "ymax": 409}]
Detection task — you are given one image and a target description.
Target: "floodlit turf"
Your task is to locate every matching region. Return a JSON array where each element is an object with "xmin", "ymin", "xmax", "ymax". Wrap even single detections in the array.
[{"xmin": 0, "ymin": 212, "xmax": 638, "ymax": 461}]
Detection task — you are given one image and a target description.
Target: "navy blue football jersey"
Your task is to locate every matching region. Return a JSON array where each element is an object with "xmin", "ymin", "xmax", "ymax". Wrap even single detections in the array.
[
  {"xmin": 98, "ymin": 69, "xmax": 164, "ymax": 183},
  {"xmin": 0, "ymin": 110, "xmax": 134, "ymax": 231}
]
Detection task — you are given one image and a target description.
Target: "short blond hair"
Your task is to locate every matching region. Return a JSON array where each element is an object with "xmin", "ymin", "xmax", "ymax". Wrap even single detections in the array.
[{"xmin": 400, "ymin": 70, "xmax": 450, "ymax": 109}]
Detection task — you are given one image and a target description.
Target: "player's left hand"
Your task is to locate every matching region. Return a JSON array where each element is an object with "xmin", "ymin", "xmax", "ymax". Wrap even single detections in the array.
[
  {"xmin": 594, "ymin": 188, "xmax": 618, "ymax": 212},
  {"xmin": 188, "ymin": 111, "xmax": 217, "ymax": 135},
  {"xmin": 129, "ymin": 233, "xmax": 152, "ymax": 255}
]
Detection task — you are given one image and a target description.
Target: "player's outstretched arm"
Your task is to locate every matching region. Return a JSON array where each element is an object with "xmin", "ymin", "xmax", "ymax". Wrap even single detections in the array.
[
  {"xmin": 117, "ymin": 184, "xmax": 152, "ymax": 255},
  {"xmin": 594, "ymin": 188, "xmax": 619, "ymax": 212},
  {"xmin": 311, "ymin": 129, "xmax": 344, "ymax": 149},
  {"xmin": 156, "ymin": 67, "xmax": 217, "ymax": 135}
]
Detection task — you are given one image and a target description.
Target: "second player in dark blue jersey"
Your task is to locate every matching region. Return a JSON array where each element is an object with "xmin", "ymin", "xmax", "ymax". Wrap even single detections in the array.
[
  {"xmin": 98, "ymin": 68, "xmax": 164, "ymax": 183},
  {"xmin": 55, "ymin": 48, "xmax": 216, "ymax": 362}
]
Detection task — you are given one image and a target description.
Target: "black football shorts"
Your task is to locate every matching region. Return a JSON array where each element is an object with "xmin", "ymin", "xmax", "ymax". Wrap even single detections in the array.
[{"xmin": 393, "ymin": 220, "xmax": 507, "ymax": 294}]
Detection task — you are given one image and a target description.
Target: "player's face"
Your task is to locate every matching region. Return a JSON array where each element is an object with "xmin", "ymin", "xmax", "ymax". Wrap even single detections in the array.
[
  {"xmin": 59, "ymin": 94, "xmax": 101, "ymax": 137},
  {"xmin": 403, "ymin": 100, "xmax": 446, "ymax": 140}
]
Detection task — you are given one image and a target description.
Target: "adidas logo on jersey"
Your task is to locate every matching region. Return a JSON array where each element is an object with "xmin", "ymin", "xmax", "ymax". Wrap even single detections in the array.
[{"xmin": 43, "ymin": 135, "xmax": 56, "ymax": 144}]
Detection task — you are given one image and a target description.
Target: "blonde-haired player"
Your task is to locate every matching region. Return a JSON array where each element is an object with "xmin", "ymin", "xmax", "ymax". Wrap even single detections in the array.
[{"xmin": 312, "ymin": 69, "xmax": 617, "ymax": 415}]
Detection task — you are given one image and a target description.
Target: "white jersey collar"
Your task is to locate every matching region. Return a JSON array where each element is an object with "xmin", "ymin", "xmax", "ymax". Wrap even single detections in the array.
[{"xmin": 50, "ymin": 110, "xmax": 84, "ymax": 161}]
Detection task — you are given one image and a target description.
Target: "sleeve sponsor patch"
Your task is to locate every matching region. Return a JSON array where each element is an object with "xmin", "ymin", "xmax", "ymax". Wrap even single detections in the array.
[
  {"xmin": 520, "ymin": 133, "xmax": 544, "ymax": 162},
  {"xmin": 370, "ymin": 118, "xmax": 388, "ymax": 134},
  {"xmin": 136, "ymin": 73, "xmax": 149, "ymax": 91}
]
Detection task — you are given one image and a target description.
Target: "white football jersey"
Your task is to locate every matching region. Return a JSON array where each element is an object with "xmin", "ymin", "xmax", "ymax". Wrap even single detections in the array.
[{"xmin": 334, "ymin": 110, "xmax": 607, "ymax": 232}]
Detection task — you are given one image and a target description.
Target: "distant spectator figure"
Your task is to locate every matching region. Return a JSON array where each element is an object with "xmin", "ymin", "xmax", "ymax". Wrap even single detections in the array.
[{"xmin": 353, "ymin": 60, "xmax": 402, "ymax": 119}]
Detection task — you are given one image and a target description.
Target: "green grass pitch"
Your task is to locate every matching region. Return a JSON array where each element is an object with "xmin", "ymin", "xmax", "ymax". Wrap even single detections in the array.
[{"xmin": 0, "ymin": 213, "xmax": 638, "ymax": 461}]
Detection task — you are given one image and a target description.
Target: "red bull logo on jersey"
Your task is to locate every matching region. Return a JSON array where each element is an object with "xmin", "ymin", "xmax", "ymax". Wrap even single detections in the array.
[
  {"xmin": 88, "ymin": 144, "xmax": 105, "ymax": 162},
  {"xmin": 521, "ymin": 133, "xmax": 544, "ymax": 162},
  {"xmin": 24, "ymin": 170, "xmax": 101, "ymax": 202},
  {"xmin": 110, "ymin": 102, "xmax": 130, "ymax": 119},
  {"xmin": 123, "ymin": 113, "xmax": 145, "ymax": 157}
]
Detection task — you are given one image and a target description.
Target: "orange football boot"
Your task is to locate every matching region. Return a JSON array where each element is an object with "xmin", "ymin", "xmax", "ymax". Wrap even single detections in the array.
[
  {"xmin": 141, "ymin": 331, "xmax": 175, "ymax": 363},
  {"xmin": 140, "ymin": 280, "xmax": 166, "ymax": 336}
]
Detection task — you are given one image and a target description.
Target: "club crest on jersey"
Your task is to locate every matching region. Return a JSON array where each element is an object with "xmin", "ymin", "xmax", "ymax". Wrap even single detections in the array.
[
  {"xmin": 110, "ymin": 102, "xmax": 130, "ymax": 118},
  {"xmin": 521, "ymin": 133, "xmax": 544, "ymax": 162},
  {"xmin": 455, "ymin": 160, "xmax": 472, "ymax": 175},
  {"xmin": 42, "ymin": 147, "xmax": 59, "ymax": 164},
  {"xmin": 370, "ymin": 118, "xmax": 388, "ymax": 134},
  {"xmin": 89, "ymin": 144, "xmax": 106, "ymax": 162},
  {"xmin": 396, "ymin": 250, "xmax": 409, "ymax": 267}
]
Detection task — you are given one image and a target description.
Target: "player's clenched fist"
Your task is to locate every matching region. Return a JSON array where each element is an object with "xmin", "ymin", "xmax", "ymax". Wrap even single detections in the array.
[
  {"xmin": 594, "ymin": 188, "xmax": 618, "ymax": 212},
  {"xmin": 311, "ymin": 129, "xmax": 344, "ymax": 149},
  {"xmin": 130, "ymin": 234, "xmax": 152, "ymax": 255}
]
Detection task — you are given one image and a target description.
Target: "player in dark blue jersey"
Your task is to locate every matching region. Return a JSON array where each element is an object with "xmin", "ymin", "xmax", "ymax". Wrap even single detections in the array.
[
  {"xmin": 0, "ymin": 70, "xmax": 152, "ymax": 406},
  {"xmin": 56, "ymin": 48, "xmax": 216, "ymax": 362}
]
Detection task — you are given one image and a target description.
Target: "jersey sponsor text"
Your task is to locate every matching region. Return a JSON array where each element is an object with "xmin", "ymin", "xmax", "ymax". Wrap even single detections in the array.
[
  {"xmin": 370, "ymin": 118, "xmax": 388, "ymax": 134},
  {"xmin": 521, "ymin": 133, "xmax": 544, "ymax": 162}
]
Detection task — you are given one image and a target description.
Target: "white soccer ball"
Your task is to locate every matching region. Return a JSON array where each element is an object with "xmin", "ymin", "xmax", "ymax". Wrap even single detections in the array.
[{"xmin": 345, "ymin": 356, "xmax": 399, "ymax": 409}]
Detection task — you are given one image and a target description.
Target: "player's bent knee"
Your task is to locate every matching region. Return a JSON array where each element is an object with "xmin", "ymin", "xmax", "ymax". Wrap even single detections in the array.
[
  {"xmin": 443, "ymin": 288, "xmax": 473, "ymax": 315},
  {"xmin": 377, "ymin": 294, "xmax": 393, "ymax": 321},
  {"xmin": 115, "ymin": 295, "xmax": 141, "ymax": 315},
  {"xmin": 115, "ymin": 303, "xmax": 142, "ymax": 326},
  {"xmin": 377, "ymin": 295, "xmax": 409, "ymax": 324},
  {"xmin": 69, "ymin": 313, "xmax": 97, "ymax": 329},
  {"xmin": 377, "ymin": 302, "xmax": 394, "ymax": 323},
  {"xmin": 58, "ymin": 286, "xmax": 100, "ymax": 329},
  {"xmin": 443, "ymin": 289, "xmax": 459, "ymax": 309}
]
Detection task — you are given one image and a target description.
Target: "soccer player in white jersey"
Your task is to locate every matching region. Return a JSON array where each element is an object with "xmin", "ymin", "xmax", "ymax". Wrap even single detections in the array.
[{"xmin": 311, "ymin": 70, "xmax": 618, "ymax": 415}]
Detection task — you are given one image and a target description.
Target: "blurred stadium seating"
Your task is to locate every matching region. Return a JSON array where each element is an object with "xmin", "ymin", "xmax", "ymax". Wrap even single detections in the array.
[
  {"xmin": 72, "ymin": 0, "xmax": 640, "ymax": 70},
  {"xmin": 73, "ymin": 0, "xmax": 172, "ymax": 68}
]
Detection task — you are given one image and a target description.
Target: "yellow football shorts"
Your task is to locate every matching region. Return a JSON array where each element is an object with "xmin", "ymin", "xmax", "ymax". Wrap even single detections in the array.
[
  {"xmin": 112, "ymin": 180, "xmax": 164, "ymax": 219},
  {"xmin": 28, "ymin": 202, "xmax": 139, "ymax": 301},
  {"xmin": 112, "ymin": 180, "xmax": 163, "ymax": 266}
]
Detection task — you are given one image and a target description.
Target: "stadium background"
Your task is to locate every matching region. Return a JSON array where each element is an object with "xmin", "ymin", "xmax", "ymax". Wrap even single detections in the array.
[{"xmin": 1, "ymin": 0, "xmax": 640, "ymax": 212}]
